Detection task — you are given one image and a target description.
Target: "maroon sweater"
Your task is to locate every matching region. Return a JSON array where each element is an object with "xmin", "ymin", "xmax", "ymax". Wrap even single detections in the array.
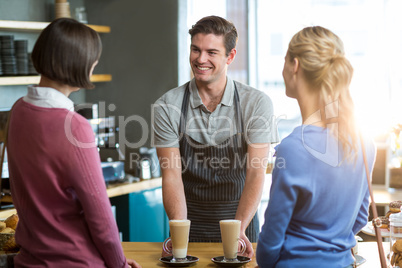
[{"xmin": 8, "ymin": 97, "xmax": 128, "ymax": 268}]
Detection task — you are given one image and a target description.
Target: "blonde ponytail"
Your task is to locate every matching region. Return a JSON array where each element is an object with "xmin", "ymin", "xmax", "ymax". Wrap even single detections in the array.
[{"xmin": 288, "ymin": 26, "xmax": 358, "ymax": 163}]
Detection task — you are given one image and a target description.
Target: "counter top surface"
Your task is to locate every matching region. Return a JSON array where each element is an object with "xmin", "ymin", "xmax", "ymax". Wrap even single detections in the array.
[
  {"xmin": 122, "ymin": 242, "xmax": 257, "ymax": 267},
  {"xmin": 121, "ymin": 241, "xmax": 389, "ymax": 267},
  {"xmin": 0, "ymin": 240, "xmax": 390, "ymax": 267},
  {"xmin": 371, "ymin": 185, "xmax": 402, "ymax": 206},
  {"xmin": 106, "ymin": 177, "xmax": 162, "ymax": 198}
]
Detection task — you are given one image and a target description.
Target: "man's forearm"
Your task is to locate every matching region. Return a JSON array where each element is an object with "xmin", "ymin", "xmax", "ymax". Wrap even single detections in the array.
[
  {"xmin": 235, "ymin": 144, "xmax": 270, "ymax": 233},
  {"xmin": 162, "ymin": 175, "xmax": 187, "ymax": 220},
  {"xmin": 235, "ymin": 171, "xmax": 265, "ymax": 233},
  {"xmin": 158, "ymin": 147, "xmax": 187, "ymax": 220}
]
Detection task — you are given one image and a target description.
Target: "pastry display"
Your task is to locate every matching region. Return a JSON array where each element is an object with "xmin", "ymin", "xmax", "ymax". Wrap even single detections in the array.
[
  {"xmin": 4, "ymin": 214, "xmax": 18, "ymax": 230},
  {"xmin": 391, "ymin": 240, "xmax": 402, "ymax": 267},
  {"xmin": 0, "ymin": 227, "xmax": 15, "ymax": 234},
  {"xmin": 376, "ymin": 201, "xmax": 402, "ymax": 231},
  {"xmin": 0, "ymin": 222, "xmax": 6, "ymax": 232},
  {"xmin": 379, "ymin": 216, "xmax": 389, "ymax": 229},
  {"xmin": 0, "ymin": 214, "xmax": 19, "ymax": 252},
  {"xmin": 2, "ymin": 236, "xmax": 17, "ymax": 252},
  {"xmin": 390, "ymin": 201, "xmax": 402, "ymax": 213}
]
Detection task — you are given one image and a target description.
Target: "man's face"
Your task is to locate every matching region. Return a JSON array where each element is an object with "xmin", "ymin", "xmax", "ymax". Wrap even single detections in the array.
[{"xmin": 189, "ymin": 33, "xmax": 235, "ymax": 86}]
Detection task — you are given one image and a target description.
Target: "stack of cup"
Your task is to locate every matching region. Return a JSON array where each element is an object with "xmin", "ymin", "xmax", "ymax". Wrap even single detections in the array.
[
  {"xmin": 15, "ymin": 40, "xmax": 29, "ymax": 75},
  {"xmin": 0, "ymin": 35, "xmax": 17, "ymax": 76},
  {"xmin": 55, "ymin": 0, "xmax": 71, "ymax": 19}
]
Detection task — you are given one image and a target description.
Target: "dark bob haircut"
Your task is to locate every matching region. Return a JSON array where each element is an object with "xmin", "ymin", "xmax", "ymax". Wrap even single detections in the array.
[
  {"xmin": 189, "ymin": 15, "xmax": 238, "ymax": 56},
  {"xmin": 31, "ymin": 18, "xmax": 102, "ymax": 89}
]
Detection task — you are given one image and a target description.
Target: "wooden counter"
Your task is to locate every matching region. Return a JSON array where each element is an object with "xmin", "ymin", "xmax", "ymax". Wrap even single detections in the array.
[
  {"xmin": 0, "ymin": 240, "xmax": 391, "ymax": 267},
  {"xmin": 372, "ymin": 185, "xmax": 402, "ymax": 206},
  {"xmin": 106, "ymin": 177, "xmax": 162, "ymax": 198},
  {"xmin": 122, "ymin": 242, "xmax": 257, "ymax": 267},
  {"xmin": 0, "ymin": 178, "xmax": 162, "ymax": 219},
  {"xmin": 122, "ymin": 241, "xmax": 389, "ymax": 267}
]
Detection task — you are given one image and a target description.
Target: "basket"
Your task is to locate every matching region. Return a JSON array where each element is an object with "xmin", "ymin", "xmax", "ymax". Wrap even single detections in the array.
[{"xmin": 0, "ymin": 233, "xmax": 14, "ymax": 250}]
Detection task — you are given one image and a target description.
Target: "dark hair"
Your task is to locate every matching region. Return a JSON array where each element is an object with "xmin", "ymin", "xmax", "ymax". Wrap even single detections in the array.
[
  {"xmin": 31, "ymin": 18, "xmax": 102, "ymax": 89},
  {"xmin": 189, "ymin": 15, "xmax": 238, "ymax": 56}
]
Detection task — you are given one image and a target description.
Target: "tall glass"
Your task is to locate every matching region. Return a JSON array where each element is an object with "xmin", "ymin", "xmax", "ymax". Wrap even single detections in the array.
[
  {"xmin": 219, "ymin": 220, "xmax": 246, "ymax": 262},
  {"xmin": 163, "ymin": 219, "xmax": 191, "ymax": 262}
]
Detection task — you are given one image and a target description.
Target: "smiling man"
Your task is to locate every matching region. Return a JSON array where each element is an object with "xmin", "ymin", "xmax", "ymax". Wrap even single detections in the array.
[{"xmin": 152, "ymin": 16, "xmax": 278, "ymax": 257}]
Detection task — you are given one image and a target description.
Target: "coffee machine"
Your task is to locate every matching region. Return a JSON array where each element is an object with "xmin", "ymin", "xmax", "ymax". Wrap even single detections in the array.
[{"xmin": 75, "ymin": 103, "xmax": 126, "ymax": 184}]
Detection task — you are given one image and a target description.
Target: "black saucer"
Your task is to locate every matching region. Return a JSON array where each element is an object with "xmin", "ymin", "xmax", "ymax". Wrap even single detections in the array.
[
  {"xmin": 159, "ymin": 255, "xmax": 199, "ymax": 267},
  {"xmin": 211, "ymin": 256, "xmax": 251, "ymax": 267}
]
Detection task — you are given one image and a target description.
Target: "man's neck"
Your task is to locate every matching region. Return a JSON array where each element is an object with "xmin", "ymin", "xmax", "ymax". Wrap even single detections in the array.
[{"xmin": 196, "ymin": 79, "xmax": 227, "ymax": 112}]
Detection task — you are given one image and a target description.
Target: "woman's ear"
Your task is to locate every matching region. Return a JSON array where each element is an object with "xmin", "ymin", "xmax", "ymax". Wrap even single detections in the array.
[{"xmin": 293, "ymin": 58, "xmax": 299, "ymax": 74}]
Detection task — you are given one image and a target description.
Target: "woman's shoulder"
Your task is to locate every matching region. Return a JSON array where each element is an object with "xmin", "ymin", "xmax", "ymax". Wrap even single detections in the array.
[
  {"xmin": 276, "ymin": 125, "xmax": 330, "ymax": 159},
  {"xmin": 275, "ymin": 127, "xmax": 304, "ymax": 156},
  {"xmin": 278, "ymin": 125, "xmax": 304, "ymax": 144},
  {"xmin": 64, "ymin": 111, "xmax": 96, "ymax": 144}
]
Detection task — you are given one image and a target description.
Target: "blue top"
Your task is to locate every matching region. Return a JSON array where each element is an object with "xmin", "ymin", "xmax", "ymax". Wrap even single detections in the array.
[{"xmin": 257, "ymin": 125, "xmax": 376, "ymax": 268}]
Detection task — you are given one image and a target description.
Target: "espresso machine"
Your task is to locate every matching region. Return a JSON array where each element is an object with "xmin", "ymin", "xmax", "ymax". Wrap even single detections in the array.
[
  {"xmin": 75, "ymin": 103, "xmax": 126, "ymax": 184},
  {"xmin": 75, "ymin": 103, "xmax": 160, "ymax": 182}
]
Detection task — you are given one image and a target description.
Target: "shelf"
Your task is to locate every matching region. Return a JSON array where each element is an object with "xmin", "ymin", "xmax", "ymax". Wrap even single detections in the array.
[
  {"xmin": 90, "ymin": 74, "xmax": 112, "ymax": 83},
  {"xmin": 0, "ymin": 74, "xmax": 112, "ymax": 86},
  {"xmin": 0, "ymin": 20, "xmax": 111, "ymax": 33},
  {"xmin": 0, "ymin": 20, "xmax": 111, "ymax": 86}
]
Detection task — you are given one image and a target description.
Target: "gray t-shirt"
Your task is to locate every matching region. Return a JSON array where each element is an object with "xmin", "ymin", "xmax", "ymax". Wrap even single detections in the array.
[{"xmin": 152, "ymin": 77, "xmax": 279, "ymax": 148}]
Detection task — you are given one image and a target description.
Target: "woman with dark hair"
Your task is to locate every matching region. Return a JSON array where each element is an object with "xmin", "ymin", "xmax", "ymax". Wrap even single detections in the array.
[
  {"xmin": 7, "ymin": 18, "xmax": 140, "ymax": 268},
  {"xmin": 256, "ymin": 26, "xmax": 376, "ymax": 268}
]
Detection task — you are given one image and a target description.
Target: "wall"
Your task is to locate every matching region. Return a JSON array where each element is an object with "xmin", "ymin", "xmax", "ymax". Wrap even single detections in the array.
[
  {"xmin": 0, "ymin": 0, "xmax": 179, "ymax": 171},
  {"xmin": 83, "ymin": 0, "xmax": 179, "ymax": 173}
]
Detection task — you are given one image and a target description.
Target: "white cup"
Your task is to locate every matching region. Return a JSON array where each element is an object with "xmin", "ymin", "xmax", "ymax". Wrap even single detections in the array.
[
  {"xmin": 220, "ymin": 219, "xmax": 246, "ymax": 262},
  {"xmin": 163, "ymin": 219, "xmax": 191, "ymax": 262}
]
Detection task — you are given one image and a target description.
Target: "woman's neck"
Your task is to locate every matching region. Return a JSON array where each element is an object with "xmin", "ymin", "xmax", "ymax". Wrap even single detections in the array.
[
  {"xmin": 38, "ymin": 76, "xmax": 79, "ymax": 97},
  {"xmin": 297, "ymin": 88, "xmax": 326, "ymax": 128}
]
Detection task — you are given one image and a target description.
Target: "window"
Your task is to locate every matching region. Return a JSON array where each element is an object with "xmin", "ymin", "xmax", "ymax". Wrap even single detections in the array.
[
  {"xmin": 256, "ymin": 0, "xmax": 402, "ymax": 140},
  {"xmin": 181, "ymin": 0, "xmax": 402, "ymax": 141}
]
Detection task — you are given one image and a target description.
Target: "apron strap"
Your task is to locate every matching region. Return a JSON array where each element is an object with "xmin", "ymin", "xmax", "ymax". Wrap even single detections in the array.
[
  {"xmin": 179, "ymin": 82, "xmax": 190, "ymax": 136},
  {"xmin": 179, "ymin": 81, "xmax": 244, "ymax": 138}
]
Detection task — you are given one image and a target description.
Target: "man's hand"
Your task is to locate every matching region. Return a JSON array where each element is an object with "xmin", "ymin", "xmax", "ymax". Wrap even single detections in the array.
[
  {"xmin": 239, "ymin": 232, "xmax": 254, "ymax": 258},
  {"xmin": 161, "ymin": 239, "xmax": 173, "ymax": 257}
]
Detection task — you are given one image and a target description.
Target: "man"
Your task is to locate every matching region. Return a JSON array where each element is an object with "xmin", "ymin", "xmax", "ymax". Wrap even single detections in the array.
[{"xmin": 152, "ymin": 15, "xmax": 278, "ymax": 257}]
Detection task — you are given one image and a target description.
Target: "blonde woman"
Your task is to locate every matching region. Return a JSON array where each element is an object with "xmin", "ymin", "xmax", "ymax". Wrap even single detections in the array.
[{"xmin": 257, "ymin": 26, "xmax": 376, "ymax": 268}]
